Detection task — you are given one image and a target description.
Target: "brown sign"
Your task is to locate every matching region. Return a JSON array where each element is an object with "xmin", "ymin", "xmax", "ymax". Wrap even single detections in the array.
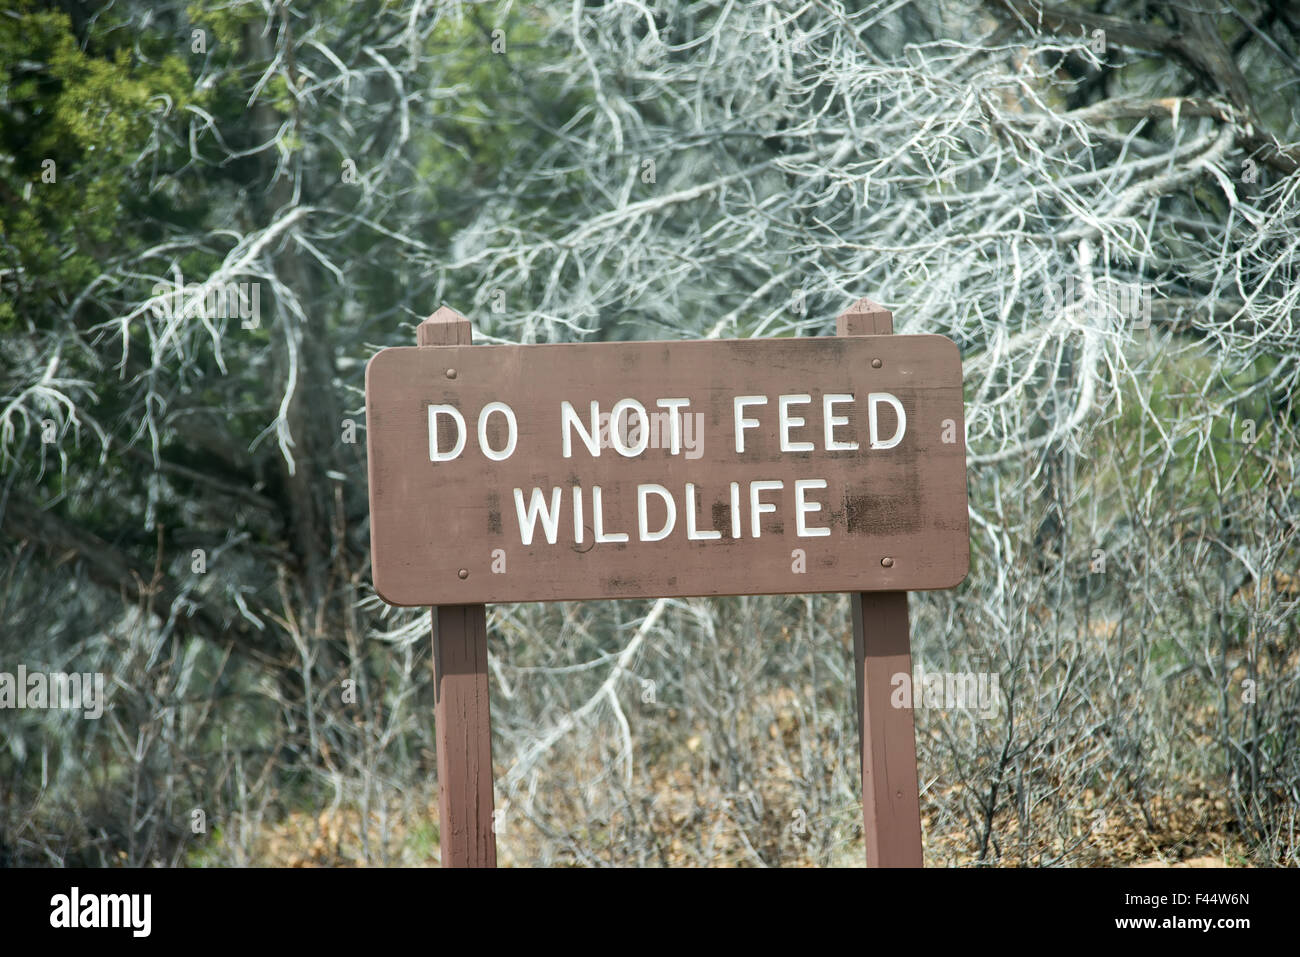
[{"xmin": 365, "ymin": 334, "xmax": 968, "ymax": 606}]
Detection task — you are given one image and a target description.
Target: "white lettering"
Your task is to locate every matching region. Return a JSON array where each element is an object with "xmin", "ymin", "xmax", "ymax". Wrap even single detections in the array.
[
  {"xmin": 477, "ymin": 401, "xmax": 517, "ymax": 461},
  {"xmin": 428, "ymin": 404, "xmax": 467, "ymax": 461},
  {"xmin": 779, "ymin": 394, "xmax": 814, "ymax": 452},
  {"xmin": 685, "ymin": 482, "xmax": 722, "ymax": 540},
  {"xmin": 593, "ymin": 485, "xmax": 629, "ymax": 542},
  {"xmin": 795, "ymin": 479, "xmax": 830, "ymax": 537},
  {"xmin": 655, "ymin": 398, "xmax": 691, "ymax": 454},
  {"xmin": 610, "ymin": 399, "xmax": 650, "ymax": 457},
  {"xmin": 514, "ymin": 487, "xmax": 562, "ymax": 545},
  {"xmin": 868, "ymin": 392, "xmax": 906, "ymax": 449},
  {"xmin": 749, "ymin": 480, "xmax": 783, "ymax": 538},
  {"xmin": 573, "ymin": 485, "xmax": 584, "ymax": 544},
  {"xmin": 729, "ymin": 482, "xmax": 742, "ymax": 538},
  {"xmin": 637, "ymin": 484, "xmax": 676, "ymax": 541},
  {"xmin": 823, "ymin": 393, "xmax": 858, "ymax": 450},
  {"xmin": 733, "ymin": 396, "xmax": 767, "ymax": 453},
  {"xmin": 561, "ymin": 400, "xmax": 601, "ymax": 458}
]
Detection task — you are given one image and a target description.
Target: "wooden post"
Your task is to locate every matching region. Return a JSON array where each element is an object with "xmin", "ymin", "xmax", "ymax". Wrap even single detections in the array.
[
  {"xmin": 836, "ymin": 298, "xmax": 924, "ymax": 868},
  {"xmin": 418, "ymin": 307, "xmax": 497, "ymax": 868}
]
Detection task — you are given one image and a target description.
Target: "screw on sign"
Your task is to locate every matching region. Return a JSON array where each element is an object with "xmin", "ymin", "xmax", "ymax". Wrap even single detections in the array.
[{"xmin": 364, "ymin": 297, "xmax": 970, "ymax": 867}]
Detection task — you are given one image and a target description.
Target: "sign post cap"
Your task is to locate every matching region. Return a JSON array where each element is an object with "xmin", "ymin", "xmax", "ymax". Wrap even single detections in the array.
[
  {"xmin": 836, "ymin": 298, "xmax": 894, "ymax": 336},
  {"xmin": 418, "ymin": 305, "xmax": 473, "ymax": 347}
]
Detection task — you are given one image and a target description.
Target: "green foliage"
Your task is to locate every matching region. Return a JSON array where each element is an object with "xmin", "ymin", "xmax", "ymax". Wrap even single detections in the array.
[{"xmin": 0, "ymin": 3, "xmax": 194, "ymax": 331}]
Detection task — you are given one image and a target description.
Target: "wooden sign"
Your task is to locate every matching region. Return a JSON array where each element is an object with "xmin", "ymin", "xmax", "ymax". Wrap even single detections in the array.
[
  {"xmin": 366, "ymin": 335, "xmax": 968, "ymax": 606},
  {"xmin": 367, "ymin": 299, "xmax": 966, "ymax": 869}
]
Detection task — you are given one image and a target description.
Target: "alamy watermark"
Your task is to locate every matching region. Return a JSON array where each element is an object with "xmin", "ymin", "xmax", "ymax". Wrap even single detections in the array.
[
  {"xmin": 150, "ymin": 276, "xmax": 261, "ymax": 329},
  {"xmin": 1043, "ymin": 275, "xmax": 1153, "ymax": 329},
  {"xmin": 891, "ymin": 667, "xmax": 1001, "ymax": 717},
  {"xmin": 0, "ymin": 666, "xmax": 105, "ymax": 719},
  {"xmin": 598, "ymin": 407, "xmax": 705, "ymax": 460},
  {"xmin": 50, "ymin": 887, "xmax": 150, "ymax": 937}
]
